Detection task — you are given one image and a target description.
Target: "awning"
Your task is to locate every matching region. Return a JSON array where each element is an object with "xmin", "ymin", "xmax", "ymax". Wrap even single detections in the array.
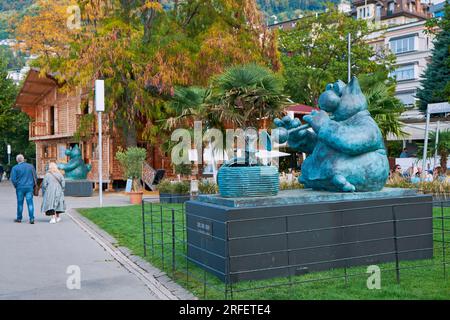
[
  {"xmin": 387, "ymin": 121, "xmax": 450, "ymax": 141},
  {"xmin": 285, "ymin": 104, "xmax": 318, "ymax": 115},
  {"xmin": 14, "ymin": 68, "xmax": 58, "ymax": 118}
]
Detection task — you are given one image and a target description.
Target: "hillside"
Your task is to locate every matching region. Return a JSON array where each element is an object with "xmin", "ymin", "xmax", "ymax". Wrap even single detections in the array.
[
  {"xmin": 0, "ymin": 0, "xmax": 33, "ymax": 11},
  {"xmin": 258, "ymin": 0, "xmax": 339, "ymax": 22},
  {"xmin": 0, "ymin": 0, "xmax": 35, "ymax": 40}
]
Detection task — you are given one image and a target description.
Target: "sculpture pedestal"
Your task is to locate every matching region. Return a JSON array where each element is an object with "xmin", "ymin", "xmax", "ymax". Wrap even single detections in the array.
[
  {"xmin": 65, "ymin": 180, "xmax": 94, "ymax": 197},
  {"xmin": 186, "ymin": 188, "xmax": 433, "ymax": 283}
]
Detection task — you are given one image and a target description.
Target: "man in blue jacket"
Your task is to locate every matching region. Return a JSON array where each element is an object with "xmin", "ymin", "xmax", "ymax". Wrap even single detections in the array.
[{"xmin": 11, "ymin": 154, "xmax": 37, "ymax": 224}]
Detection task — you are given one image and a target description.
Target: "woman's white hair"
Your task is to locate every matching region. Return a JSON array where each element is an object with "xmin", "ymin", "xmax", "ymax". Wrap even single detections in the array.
[
  {"xmin": 16, "ymin": 154, "xmax": 25, "ymax": 163},
  {"xmin": 48, "ymin": 162, "xmax": 60, "ymax": 173}
]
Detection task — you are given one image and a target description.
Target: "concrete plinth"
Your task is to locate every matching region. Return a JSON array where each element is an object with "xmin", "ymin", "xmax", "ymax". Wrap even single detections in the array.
[
  {"xmin": 186, "ymin": 188, "xmax": 433, "ymax": 283},
  {"xmin": 65, "ymin": 180, "xmax": 94, "ymax": 197}
]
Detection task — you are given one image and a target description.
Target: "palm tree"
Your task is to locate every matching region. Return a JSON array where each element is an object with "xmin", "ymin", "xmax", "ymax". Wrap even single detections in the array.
[
  {"xmin": 209, "ymin": 63, "xmax": 291, "ymax": 128},
  {"xmin": 164, "ymin": 64, "xmax": 291, "ymax": 130},
  {"xmin": 164, "ymin": 86, "xmax": 209, "ymax": 130},
  {"xmin": 364, "ymin": 82, "xmax": 406, "ymax": 139},
  {"xmin": 429, "ymin": 130, "xmax": 450, "ymax": 171}
]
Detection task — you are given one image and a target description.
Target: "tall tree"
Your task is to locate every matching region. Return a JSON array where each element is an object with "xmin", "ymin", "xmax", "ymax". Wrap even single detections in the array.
[
  {"xmin": 416, "ymin": 2, "xmax": 450, "ymax": 112},
  {"xmin": 279, "ymin": 6, "xmax": 395, "ymax": 107},
  {"xmin": 15, "ymin": 0, "xmax": 280, "ymax": 146},
  {"xmin": 0, "ymin": 54, "xmax": 34, "ymax": 166}
]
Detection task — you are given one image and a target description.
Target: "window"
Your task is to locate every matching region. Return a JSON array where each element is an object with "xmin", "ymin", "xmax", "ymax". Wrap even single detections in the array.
[
  {"xmin": 390, "ymin": 36, "xmax": 415, "ymax": 54},
  {"xmin": 388, "ymin": 2, "xmax": 395, "ymax": 13},
  {"xmin": 390, "ymin": 64, "xmax": 415, "ymax": 81},
  {"xmin": 396, "ymin": 92, "xmax": 416, "ymax": 106},
  {"xmin": 357, "ymin": 5, "xmax": 373, "ymax": 19},
  {"xmin": 92, "ymin": 143, "xmax": 99, "ymax": 159},
  {"xmin": 49, "ymin": 106, "xmax": 55, "ymax": 135},
  {"xmin": 376, "ymin": 5, "xmax": 382, "ymax": 17}
]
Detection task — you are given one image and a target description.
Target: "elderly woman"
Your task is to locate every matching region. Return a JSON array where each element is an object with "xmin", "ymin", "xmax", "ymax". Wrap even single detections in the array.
[{"xmin": 41, "ymin": 162, "xmax": 66, "ymax": 224}]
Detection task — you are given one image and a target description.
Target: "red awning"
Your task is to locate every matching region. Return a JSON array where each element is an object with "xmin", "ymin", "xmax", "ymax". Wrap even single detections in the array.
[{"xmin": 285, "ymin": 104, "xmax": 318, "ymax": 115}]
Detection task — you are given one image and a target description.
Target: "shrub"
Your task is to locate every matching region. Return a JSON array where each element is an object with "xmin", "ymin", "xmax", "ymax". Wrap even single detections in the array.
[
  {"xmin": 115, "ymin": 147, "xmax": 147, "ymax": 192},
  {"xmin": 157, "ymin": 180, "xmax": 190, "ymax": 194},
  {"xmin": 157, "ymin": 180, "xmax": 174, "ymax": 194},
  {"xmin": 199, "ymin": 180, "xmax": 218, "ymax": 194},
  {"xmin": 280, "ymin": 180, "xmax": 304, "ymax": 190}
]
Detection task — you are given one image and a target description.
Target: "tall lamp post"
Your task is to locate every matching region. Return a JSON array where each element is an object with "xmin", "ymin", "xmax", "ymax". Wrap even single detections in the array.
[
  {"xmin": 7, "ymin": 144, "xmax": 11, "ymax": 165},
  {"xmin": 95, "ymin": 80, "xmax": 105, "ymax": 207}
]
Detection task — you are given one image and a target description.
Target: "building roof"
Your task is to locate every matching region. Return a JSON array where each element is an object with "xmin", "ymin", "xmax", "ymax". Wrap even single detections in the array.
[{"xmin": 14, "ymin": 68, "xmax": 59, "ymax": 118}]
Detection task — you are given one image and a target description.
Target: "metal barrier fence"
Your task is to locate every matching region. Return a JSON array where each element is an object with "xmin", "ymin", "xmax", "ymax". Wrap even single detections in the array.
[{"xmin": 142, "ymin": 196, "xmax": 449, "ymax": 299}]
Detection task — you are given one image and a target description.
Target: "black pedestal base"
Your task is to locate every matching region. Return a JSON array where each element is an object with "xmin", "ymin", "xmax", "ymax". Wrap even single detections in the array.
[
  {"xmin": 186, "ymin": 191, "xmax": 433, "ymax": 283},
  {"xmin": 64, "ymin": 180, "xmax": 93, "ymax": 197}
]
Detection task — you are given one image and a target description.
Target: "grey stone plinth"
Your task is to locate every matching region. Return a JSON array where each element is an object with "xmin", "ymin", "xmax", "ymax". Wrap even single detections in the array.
[
  {"xmin": 198, "ymin": 187, "xmax": 419, "ymax": 208},
  {"xmin": 187, "ymin": 189, "xmax": 433, "ymax": 283},
  {"xmin": 65, "ymin": 180, "xmax": 94, "ymax": 197}
]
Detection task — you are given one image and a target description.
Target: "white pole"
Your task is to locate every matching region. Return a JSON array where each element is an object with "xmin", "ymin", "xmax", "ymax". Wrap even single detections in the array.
[
  {"xmin": 422, "ymin": 109, "xmax": 431, "ymax": 176},
  {"xmin": 433, "ymin": 121, "xmax": 440, "ymax": 169},
  {"xmin": 7, "ymin": 144, "xmax": 11, "ymax": 165},
  {"xmin": 95, "ymin": 80, "xmax": 105, "ymax": 208},
  {"xmin": 348, "ymin": 33, "xmax": 351, "ymax": 83},
  {"xmin": 98, "ymin": 112, "xmax": 103, "ymax": 207}
]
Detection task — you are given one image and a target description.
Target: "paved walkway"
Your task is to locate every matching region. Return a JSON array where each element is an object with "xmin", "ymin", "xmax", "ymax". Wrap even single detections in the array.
[{"xmin": 0, "ymin": 181, "xmax": 179, "ymax": 300}]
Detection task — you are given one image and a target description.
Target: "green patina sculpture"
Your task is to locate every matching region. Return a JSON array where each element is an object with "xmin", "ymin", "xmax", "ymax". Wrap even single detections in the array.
[
  {"xmin": 217, "ymin": 132, "xmax": 280, "ymax": 198},
  {"xmin": 57, "ymin": 145, "xmax": 92, "ymax": 180},
  {"xmin": 273, "ymin": 77, "xmax": 389, "ymax": 192}
]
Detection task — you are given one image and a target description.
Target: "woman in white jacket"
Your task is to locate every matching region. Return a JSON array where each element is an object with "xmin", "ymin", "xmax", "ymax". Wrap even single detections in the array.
[{"xmin": 41, "ymin": 162, "xmax": 66, "ymax": 223}]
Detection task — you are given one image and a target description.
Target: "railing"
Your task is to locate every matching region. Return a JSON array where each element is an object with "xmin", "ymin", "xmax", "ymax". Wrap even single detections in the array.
[
  {"xmin": 30, "ymin": 122, "xmax": 48, "ymax": 138},
  {"xmin": 142, "ymin": 197, "xmax": 449, "ymax": 300}
]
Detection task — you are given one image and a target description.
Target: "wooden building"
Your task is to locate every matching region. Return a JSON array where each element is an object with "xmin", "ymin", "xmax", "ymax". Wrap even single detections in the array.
[{"xmin": 14, "ymin": 69, "xmax": 171, "ymax": 189}]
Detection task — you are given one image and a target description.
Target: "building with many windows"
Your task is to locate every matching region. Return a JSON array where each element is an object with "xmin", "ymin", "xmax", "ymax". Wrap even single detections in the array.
[
  {"xmin": 353, "ymin": 0, "xmax": 450, "ymax": 160},
  {"xmin": 353, "ymin": 0, "xmax": 433, "ymax": 107}
]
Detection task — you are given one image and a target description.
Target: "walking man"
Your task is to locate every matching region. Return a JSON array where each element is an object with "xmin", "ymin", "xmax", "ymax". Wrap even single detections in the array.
[{"xmin": 11, "ymin": 154, "xmax": 37, "ymax": 224}]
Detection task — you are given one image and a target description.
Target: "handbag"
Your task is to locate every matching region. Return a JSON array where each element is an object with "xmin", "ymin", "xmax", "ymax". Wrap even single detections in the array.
[{"xmin": 33, "ymin": 171, "xmax": 40, "ymax": 197}]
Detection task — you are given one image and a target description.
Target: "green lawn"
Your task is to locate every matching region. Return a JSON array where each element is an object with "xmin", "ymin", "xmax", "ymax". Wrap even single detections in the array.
[{"xmin": 78, "ymin": 204, "xmax": 450, "ymax": 300}]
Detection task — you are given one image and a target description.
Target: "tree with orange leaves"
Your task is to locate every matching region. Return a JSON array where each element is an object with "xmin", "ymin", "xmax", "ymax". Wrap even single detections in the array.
[{"xmin": 15, "ymin": 0, "xmax": 280, "ymax": 146}]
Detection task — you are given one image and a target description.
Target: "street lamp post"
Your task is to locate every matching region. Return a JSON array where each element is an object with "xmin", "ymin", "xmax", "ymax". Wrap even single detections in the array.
[
  {"xmin": 7, "ymin": 144, "xmax": 11, "ymax": 165},
  {"xmin": 95, "ymin": 80, "xmax": 105, "ymax": 207}
]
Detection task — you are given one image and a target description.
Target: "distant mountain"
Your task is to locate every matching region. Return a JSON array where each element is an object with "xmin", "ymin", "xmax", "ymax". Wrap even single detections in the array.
[
  {"xmin": 257, "ymin": 0, "xmax": 340, "ymax": 23},
  {"xmin": 0, "ymin": 0, "xmax": 35, "ymax": 40},
  {"xmin": 0, "ymin": 0, "xmax": 33, "ymax": 12}
]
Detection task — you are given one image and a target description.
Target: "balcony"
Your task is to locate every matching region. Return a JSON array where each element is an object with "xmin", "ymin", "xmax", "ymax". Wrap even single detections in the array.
[{"xmin": 30, "ymin": 122, "xmax": 48, "ymax": 138}]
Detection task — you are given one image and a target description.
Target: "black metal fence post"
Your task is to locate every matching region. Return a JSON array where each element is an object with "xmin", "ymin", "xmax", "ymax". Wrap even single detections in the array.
[
  {"xmin": 150, "ymin": 202, "xmax": 154, "ymax": 257},
  {"xmin": 142, "ymin": 200, "xmax": 147, "ymax": 257},
  {"xmin": 227, "ymin": 221, "xmax": 234, "ymax": 300},
  {"xmin": 172, "ymin": 208, "xmax": 176, "ymax": 277},
  {"xmin": 441, "ymin": 201, "xmax": 447, "ymax": 279},
  {"xmin": 392, "ymin": 205, "xmax": 401, "ymax": 284},
  {"xmin": 160, "ymin": 205, "xmax": 165, "ymax": 270}
]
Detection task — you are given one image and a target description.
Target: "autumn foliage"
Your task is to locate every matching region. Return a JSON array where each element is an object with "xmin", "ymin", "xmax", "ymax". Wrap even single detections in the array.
[{"xmin": 15, "ymin": 0, "xmax": 281, "ymax": 145}]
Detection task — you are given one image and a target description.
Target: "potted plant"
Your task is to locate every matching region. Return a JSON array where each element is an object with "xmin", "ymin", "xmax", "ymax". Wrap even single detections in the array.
[{"xmin": 116, "ymin": 147, "xmax": 147, "ymax": 204}]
